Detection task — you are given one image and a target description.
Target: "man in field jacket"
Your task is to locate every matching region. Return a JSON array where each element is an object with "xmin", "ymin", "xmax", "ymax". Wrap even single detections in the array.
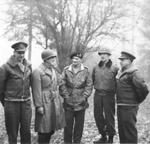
[
  {"xmin": 116, "ymin": 51, "xmax": 149, "ymax": 143},
  {"xmin": 0, "ymin": 42, "xmax": 32, "ymax": 144},
  {"xmin": 92, "ymin": 47, "xmax": 118, "ymax": 143},
  {"xmin": 59, "ymin": 51, "xmax": 93, "ymax": 143}
]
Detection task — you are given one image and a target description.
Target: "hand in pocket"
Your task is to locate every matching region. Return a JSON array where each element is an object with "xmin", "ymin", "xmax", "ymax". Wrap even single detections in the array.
[{"xmin": 37, "ymin": 107, "xmax": 44, "ymax": 115}]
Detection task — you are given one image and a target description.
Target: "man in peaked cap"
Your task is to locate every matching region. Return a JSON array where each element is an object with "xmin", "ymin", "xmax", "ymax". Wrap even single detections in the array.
[
  {"xmin": 0, "ymin": 41, "xmax": 32, "ymax": 144},
  {"xmin": 116, "ymin": 51, "xmax": 149, "ymax": 143},
  {"xmin": 119, "ymin": 51, "xmax": 136, "ymax": 62},
  {"xmin": 11, "ymin": 41, "xmax": 28, "ymax": 63},
  {"xmin": 92, "ymin": 47, "xmax": 119, "ymax": 143},
  {"xmin": 11, "ymin": 41, "xmax": 28, "ymax": 50}
]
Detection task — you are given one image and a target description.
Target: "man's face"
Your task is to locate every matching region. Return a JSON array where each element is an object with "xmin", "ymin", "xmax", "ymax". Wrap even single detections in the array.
[
  {"xmin": 72, "ymin": 56, "xmax": 82, "ymax": 67},
  {"xmin": 14, "ymin": 51, "xmax": 25, "ymax": 62},
  {"xmin": 99, "ymin": 53, "xmax": 110, "ymax": 62},
  {"xmin": 119, "ymin": 58, "xmax": 131, "ymax": 68},
  {"xmin": 46, "ymin": 56, "xmax": 57, "ymax": 67}
]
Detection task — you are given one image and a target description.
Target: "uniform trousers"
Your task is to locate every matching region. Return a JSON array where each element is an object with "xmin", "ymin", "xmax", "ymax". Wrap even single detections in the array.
[
  {"xmin": 117, "ymin": 105, "xmax": 138, "ymax": 144},
  {"xmin": 94, "ymin": 91, "xmax": 116, "ymax": 136},
  {"xmin": 64, "ymin": 109, "xmax": 85, "ymax": 143},
  {"xmin": 4, "ymin": 100, "xmax": 32, "ymax": 144}
]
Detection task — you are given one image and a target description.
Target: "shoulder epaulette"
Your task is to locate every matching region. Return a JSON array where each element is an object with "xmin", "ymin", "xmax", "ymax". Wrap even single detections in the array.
[
  {"xmin": 64, "ymin": 66, "xmax": 69, "ymax": 70},
  {"xmin": 84, "ymin": 66, "xmax": 88, "ymax": 70}
]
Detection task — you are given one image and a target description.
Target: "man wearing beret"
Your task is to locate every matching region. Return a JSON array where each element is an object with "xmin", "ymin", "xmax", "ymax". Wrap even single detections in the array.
[
  {"xmin": 59, "ymin": 50, "xmax": 93, "ymax": 144},
  {"xmin": 116, "ymin": 51, "xmax": 149, "ymax": 143},
  {"xmin": 0, "ymin": 42, "xmax": 32, "ymax": 144},
  {"xmin": 92, "ymin": 47, "xmax": 118, "ymax": 143}
]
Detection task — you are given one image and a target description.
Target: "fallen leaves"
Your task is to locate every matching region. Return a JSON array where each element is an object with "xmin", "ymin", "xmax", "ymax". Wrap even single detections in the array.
[{"xmin": 0, "ymin": 93, "xmax": 150, "ymax": 143}]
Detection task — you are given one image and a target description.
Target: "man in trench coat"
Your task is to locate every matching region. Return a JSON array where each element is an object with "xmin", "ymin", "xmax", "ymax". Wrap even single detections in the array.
[{"xmin": 32, "ymin": 49, "xmax": 65, "ymax": 144}]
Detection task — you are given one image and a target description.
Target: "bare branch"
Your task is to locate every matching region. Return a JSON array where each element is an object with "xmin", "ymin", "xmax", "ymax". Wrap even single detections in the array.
[{"xmin": 35, "ymin": 0, "xmax": 60, "ymax": 50}]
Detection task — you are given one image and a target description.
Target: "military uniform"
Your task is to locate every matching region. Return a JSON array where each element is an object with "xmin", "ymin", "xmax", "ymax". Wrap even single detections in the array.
[
  {"xmin": 0, "ymin": 42, "xmax": 32, "ymax": 144},
  {"xmin": 59, "ymin": 52, "xmax": 93, "ymax": 143},
  {"xmin": 92, "ymin": 48, "xmax": 118, "ymax": 143},
  {"xmin": 116, "ymin": 51, "xmax": 149, "ymax": 143},
  {"xmin": 92, "ymin": 60, "xmax": 118, "ymax": 141},
  {"xmin": 32, "ymin": 49, "xmax": 65, "ymax": 144}
]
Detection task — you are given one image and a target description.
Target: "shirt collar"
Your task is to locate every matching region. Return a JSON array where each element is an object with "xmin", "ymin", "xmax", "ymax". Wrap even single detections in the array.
[{"xmin": 68, "ymin": 64, "xmax": 84, "ymax": 72}]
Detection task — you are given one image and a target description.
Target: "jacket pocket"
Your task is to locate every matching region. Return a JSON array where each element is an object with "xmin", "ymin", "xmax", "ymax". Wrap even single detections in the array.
[
  {"xmin": 5, "ymin": 90, "xmax": 19, "ymax": 99},
  {"xmin": 73, "ymin": 95, "xmax": 85, "ymax": 104},
  {"xmin": 65, "ymin": 97, "xmax": 72, "ymax": 104}
]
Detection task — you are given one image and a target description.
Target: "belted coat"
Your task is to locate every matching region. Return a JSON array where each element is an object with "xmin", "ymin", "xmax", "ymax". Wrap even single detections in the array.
[{"xmin": 32, "ymin": 63, "xmax": 65, "ymax": 133}]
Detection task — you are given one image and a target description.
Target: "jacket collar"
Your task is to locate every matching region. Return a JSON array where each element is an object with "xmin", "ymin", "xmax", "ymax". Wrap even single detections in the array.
[
  {"xmin": 40, "ymin": 63, "xmax": 52, "ymax": 76},
  {"xmin": 118, "ymin": 65, "xmax": 137, "ymax": 78},
  {"xmin": 98, "ymin": 59, "xmax": 112, "ymax": 68},
  {"xmin": 7, "ymin": 55, "xmax": 30, "ymax": 67},
  {"xmin": 68, "ymin": 64, "xmax": 84, "ymax": 72}
]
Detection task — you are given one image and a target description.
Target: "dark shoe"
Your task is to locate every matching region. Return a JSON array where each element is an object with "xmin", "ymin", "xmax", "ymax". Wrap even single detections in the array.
[
  {"xmin": 107, "ymin": 136, "xmax": 113, "ymax": 143},
  {"xmin": 93, "ymin": 136, "xmax": 107, "ymax": 143}
]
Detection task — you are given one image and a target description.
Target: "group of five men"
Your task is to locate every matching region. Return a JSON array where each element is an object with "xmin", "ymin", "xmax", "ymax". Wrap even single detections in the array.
[{"xmin": 0, "ymin": 41, "xmax": 148, "ymax": 144}]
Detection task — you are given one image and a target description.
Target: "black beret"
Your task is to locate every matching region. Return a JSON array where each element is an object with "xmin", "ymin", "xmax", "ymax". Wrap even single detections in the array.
[
  {"xmin": 70, "ymin": 52, "xmax": 83, "ymax": 59},
  {"xmin": 119, "ymin": 51, "xmax": 136, "ymax": 61},
  {"xmin": 11, "ymin": 42, "xmax": 28, "ymax": 51}
]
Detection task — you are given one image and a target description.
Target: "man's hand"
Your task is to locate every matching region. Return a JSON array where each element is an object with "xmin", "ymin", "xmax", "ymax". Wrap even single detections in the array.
[
  {"xmin": 37, "ymin": 107, "xmax": 44, "ymax": 115},
  {"xmin": 1, "ymin": 100, "xmax": 4, "ymax": 107}
]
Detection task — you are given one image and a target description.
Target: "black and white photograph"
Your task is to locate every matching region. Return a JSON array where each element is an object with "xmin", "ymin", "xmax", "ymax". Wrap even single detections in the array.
[{"xmin": 0, "ymin": 0, "xmax": 149, "ymax": 143}]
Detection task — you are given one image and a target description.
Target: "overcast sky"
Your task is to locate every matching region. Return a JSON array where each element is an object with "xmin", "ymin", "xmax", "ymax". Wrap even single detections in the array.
[
  {"xmin": 0, "ymin": 0, "xmax": 43, "ymax": 68},
  {"xmin": 0, "ymin": 0, "xmax": 12, "ymax": 65}
]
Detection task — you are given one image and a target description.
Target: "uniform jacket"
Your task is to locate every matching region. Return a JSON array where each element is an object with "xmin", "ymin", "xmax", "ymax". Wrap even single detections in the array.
[
  {"xmin": 0, "ymin": 56, "xmax": 32, "ymax": 103},
  {"xmin": 92, "ymin": 60, "xmax": 118, "ymax": 93},
  {"xmin": 59, "ymin": 64, "xmax": 93, "ymax": 111},
  {"xmin": 116, "ymin": 65, "xmax": 147, "ymax": 105},
  {"xmin": 32, "ymin": 63, "xmax": 65, "ymax": 133}
]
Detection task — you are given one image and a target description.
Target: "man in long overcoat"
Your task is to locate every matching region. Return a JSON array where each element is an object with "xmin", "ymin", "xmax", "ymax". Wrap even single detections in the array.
[{"xmin": 32, "ymin": 49, "xmax": 65, "ymax": 144}]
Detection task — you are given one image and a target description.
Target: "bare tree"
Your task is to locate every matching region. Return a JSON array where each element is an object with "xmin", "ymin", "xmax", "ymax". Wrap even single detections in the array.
[
  {"xmin": 141, "ymin": 0, "xmax": 150, "ymax": 42},
  {"xmin": 35, "ymin": 0, "xmax": 126, "ymax": 70},
  {"xmin": 138, "ymin": 0, "xmax": 150, "ymax": 81},
  {"xmin": 4, "ymin": 0, "xmax": 52, "ymax": 57},
  {"xmin": 4, "ymin": 0, "xmax": 129, "ymax": 71}
]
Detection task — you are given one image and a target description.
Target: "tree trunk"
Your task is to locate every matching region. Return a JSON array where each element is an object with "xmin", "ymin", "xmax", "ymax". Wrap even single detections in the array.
[
  {"xmin": 57, "ymin": 47, "xmax": 71, "ymax": 72},
  {"xmin": 28, "ymin": 0, "xmax": 32, "ymax": 61}
]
